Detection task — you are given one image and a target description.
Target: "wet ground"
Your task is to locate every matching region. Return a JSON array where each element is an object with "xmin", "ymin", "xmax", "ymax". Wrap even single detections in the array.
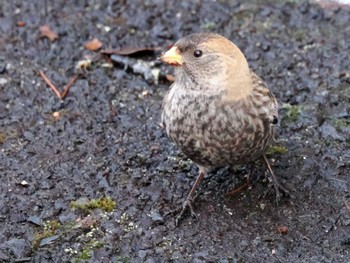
[{"xmin": 1, "ymin": 0, "xmax": 350, "ymax": 262}]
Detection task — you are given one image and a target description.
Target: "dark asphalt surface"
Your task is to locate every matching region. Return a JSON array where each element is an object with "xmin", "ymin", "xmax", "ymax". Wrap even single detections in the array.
[{"xmin": 0, "ymin": 0, "xmax": 350, "ymax": 262}]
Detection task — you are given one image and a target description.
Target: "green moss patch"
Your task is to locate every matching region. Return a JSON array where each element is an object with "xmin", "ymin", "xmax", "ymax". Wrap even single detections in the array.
[
  {"xmin": 266, "ymin": 145, "xmax": 288, "ymax": 156},
  {"xmin": 70, "ymin": 196, "xmax": 116, "ymax": 213},
  {"xmin": 32, "ymin": 220, "xmax": 61, "ymax": 248}
]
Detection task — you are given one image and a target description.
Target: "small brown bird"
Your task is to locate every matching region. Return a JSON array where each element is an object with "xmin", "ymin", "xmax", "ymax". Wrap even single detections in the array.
[{"xmin": 161, "ymin": 33, "xmax": 288, "ymax": 224}]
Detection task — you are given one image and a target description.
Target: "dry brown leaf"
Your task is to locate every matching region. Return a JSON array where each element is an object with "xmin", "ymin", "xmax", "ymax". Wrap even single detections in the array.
[
  {"xmin": 85, "ymin": 38, "xmax": 103, "ymax": 51},
  {"xmin": 277, "ymin": 225, "xmax": 289, "ymax": 235},
  {"xmin": 16, "ymin": 21, "xmax": 26, "ymax": 27},
  {"xmin": 101, "ymin": 46, "xmax": 161, "ymax": 56},
  {"xmin": 40, "ymin": 25, "xmax": 58, "ymax": 41}
]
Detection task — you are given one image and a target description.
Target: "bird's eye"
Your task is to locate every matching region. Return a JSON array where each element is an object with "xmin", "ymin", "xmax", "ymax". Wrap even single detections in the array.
[{"xmin": 193, "ymin": 49, "xmax": 203, "ymax": 58}]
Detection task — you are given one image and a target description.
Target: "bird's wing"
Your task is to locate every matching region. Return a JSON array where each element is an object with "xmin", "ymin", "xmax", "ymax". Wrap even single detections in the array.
[{"xmin": 250, "ymin": 71, "xmax": 279, "ymax": 125}]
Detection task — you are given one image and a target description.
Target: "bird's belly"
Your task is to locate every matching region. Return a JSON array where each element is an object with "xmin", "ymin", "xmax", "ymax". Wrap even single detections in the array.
[
  {"xmin": 166, "ymin": 117, "xmax": 273, "ymax": 168},
  {"xmin": 162, "ymin": 89, "xmax": 274, "ymax": 168}
]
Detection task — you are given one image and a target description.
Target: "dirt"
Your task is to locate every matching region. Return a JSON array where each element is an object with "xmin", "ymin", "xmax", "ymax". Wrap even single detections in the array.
[{"xmin": 1, "ymin": 0, "xmax": 350, "ymax": 262}]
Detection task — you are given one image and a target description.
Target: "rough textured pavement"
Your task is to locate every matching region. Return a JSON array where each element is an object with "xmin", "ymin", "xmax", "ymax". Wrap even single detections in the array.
[{"xmin": 0, "ymin": 0, "xmax": 350, "ymax": 262}]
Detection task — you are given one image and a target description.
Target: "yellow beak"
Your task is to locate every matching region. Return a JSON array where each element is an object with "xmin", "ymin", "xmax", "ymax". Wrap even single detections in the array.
[{"xmin": 161, "ymin": 46, "xmax": 183, "ymax": 66}]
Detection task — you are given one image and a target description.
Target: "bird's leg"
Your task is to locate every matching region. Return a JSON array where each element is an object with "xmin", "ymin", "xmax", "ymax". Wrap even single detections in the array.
[
  {"xmin": 261, "ymin": 154, "xmax": 290, "ymax": 202},
  {"xmin": 175, "ymin": 169, "xmax": 206, "ymax": 226}
]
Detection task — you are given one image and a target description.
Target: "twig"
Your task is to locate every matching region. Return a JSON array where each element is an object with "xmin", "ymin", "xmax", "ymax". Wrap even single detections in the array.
[
  {"xmin": 39, "ymin": 71, "xmax": 79, "ymax": 100},
  {"xmin": 61, "ymin": 74, "xmax": 79, "ymax": 99},
  {"xmin": 226, "ymin": 182, "xmax": 250, "ymax": 196},
  {"xmin": 39, "ymin": 70, "xmax": 62, "ymax": 99}
]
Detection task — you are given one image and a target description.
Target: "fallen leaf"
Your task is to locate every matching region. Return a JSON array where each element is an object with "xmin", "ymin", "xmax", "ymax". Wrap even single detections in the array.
[
  {"xmin": 101, "ymin": 46, "xmax": 161, "ymax": 56},
  {"xmin": 16, "ymin": 21, "xmax": 26, "ymax": 27},
  {"xmin": 85, "ymin": 38, "xmax": 103, "ymax": 51},
  {"xmin": 277, "ymin": 225, "xmax": 289, "ymax": 235},
  {"xmin": 40, "ymin": 25, "xmax": 58, "ymax": 41}
]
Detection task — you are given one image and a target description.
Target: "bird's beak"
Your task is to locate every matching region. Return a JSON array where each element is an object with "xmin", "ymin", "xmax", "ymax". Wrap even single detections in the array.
[{"xmin": 161, "ymin": 46, "xmax": 183, "ymax": 66}]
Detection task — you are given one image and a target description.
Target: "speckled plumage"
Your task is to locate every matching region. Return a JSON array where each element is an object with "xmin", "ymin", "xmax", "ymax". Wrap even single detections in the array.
[
  {"xmin": 162, "ymin": 71, "xmax": 277, "ymax": 169},
  {"xmin": 161, "ymin": 33, "xmax": 286, "ymax": 224}
]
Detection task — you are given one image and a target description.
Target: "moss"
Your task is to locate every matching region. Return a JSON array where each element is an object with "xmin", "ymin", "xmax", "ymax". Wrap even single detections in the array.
[
  {"xmin": 286, "ymin": 105, "xmax": 301, "ymax": 122},
  {"xmin": 281, "ymin": 104, "xmax": 301, "ymax": 125},
  {"xmin": 32, "ymin": 220, "xmax": 61, "ymax": 248},
  {"xmin": 115, "ymin": 256, "xmax": 131, "ymax": 263},
  {"xmin": 201, "ymin": 22, "xmax": 216, "ymax": 30},
  {"xmin": 266, "ymin": 145, "xmax": 288, "ymax": 156},
  {"xmin": 75, "ymin": 249, "xmax": 91, "ymax": 262},
  {"xmin": 32, "ymin": 201, "xmax": 113, "ymax": 260},
  {"xmin": 332, "ymin": 118, "xmax": 349, "ymax": 129},
  {"xmin": 135, "ymin": 154, "xmax": 147, "ymax": 166},
  {"xmin": 70, "ymin": 196, "xmax": 116, "ymax": 213},
  {"xmin": 73, "ymin": 239, "xmax": 105, "ymax": 262}
]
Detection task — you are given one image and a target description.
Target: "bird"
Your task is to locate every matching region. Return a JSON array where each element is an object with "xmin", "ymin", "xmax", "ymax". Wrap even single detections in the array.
[{"xmin": 160, "ymin": 32, "xmax": 288, "ymax": 225}]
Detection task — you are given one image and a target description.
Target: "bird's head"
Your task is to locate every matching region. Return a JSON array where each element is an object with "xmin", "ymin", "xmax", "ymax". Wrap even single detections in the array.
[{"xmin": 161, "ymin": 33, "xmax": 252, "ymax": 99}]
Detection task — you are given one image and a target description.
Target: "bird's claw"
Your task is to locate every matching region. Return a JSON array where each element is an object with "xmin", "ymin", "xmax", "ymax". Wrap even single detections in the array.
[
  {"xmin": 261, "ymin": 177, "xmax": 290, "ymax": 204},
  {"xmin": 260, "ymin": 154, "xmax": 290, "ymax": 203},
  {"xmin": 175, "ymin": 197, "xmax": 197, "ymax": 226}
]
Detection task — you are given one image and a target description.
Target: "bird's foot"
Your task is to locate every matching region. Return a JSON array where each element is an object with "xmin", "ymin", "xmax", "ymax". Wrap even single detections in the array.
[
  {"xmin": 173, "ymin": 170, "xmax": 206, "ymax": 226},
  {"xmin": 175, "ymin": 196, "xmax": 197, "ymax": 226},
  {"xmin": 266, "ymin": 176, "xmax": 290, "ymax": 204},
  {"xmin": 261, "ymin": 154, "xmax": 290, "ymax": 203},
  {"xmin": 260, "ymin": 178, "xmax": 291, "ymax": 204}
]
